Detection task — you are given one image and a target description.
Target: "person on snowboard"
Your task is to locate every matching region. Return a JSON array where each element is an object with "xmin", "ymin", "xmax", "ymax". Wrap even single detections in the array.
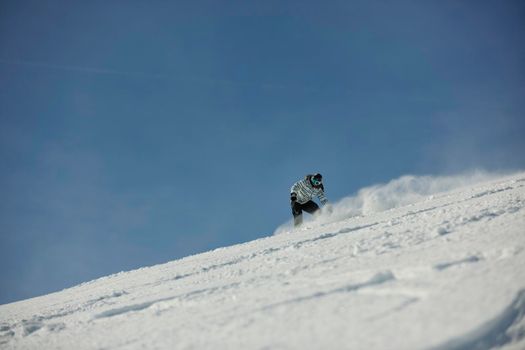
[{"xmin": 290, "ymin": 173, "xmax": 329, "ymax": 227}]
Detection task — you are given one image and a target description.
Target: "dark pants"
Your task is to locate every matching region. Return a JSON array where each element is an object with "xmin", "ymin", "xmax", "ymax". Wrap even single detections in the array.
[{"xmin": 291, "ymin": 200, "xmax": 320, "ymax": 227}]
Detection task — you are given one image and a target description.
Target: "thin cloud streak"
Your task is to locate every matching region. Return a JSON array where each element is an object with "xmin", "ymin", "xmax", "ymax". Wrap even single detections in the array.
[
  {"xmin": 0, "ymin": 58, "xmax": 320, "ymax": 92},
  {"xmin": 0, "ymin": 58, "xmax": 170, "ymax": 79}
]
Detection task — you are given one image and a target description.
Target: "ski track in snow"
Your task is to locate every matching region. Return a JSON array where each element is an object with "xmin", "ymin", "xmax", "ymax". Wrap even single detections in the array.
[
  {"xmin": 431, "ymin": 289, "xmax": 525, "ymax": 350},
  {"xmin": 1, "ymin": 173, "xmax": 525, "ymax": 349}
]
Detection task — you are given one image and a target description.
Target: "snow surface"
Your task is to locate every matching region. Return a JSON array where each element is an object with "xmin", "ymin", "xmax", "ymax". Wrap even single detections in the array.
[{"xmin": 1, "ymin": 172, "xmax": 525, "ymax": 350}]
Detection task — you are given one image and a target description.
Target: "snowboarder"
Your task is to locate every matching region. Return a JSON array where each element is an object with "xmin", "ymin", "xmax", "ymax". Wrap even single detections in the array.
[{"xmin": 290, "ymin": 173, "xmax": 329, "ymax": 227}]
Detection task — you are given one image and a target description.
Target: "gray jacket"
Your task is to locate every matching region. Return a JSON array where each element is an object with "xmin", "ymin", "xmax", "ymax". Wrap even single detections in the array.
[{"xmin": 290, "ymin": 175, "xmax": 328, "ymax": 205}]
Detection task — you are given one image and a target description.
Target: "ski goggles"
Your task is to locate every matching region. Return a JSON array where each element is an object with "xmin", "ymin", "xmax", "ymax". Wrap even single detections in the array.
[{"xmin": 311, "ymin": 177, "xmax": 322, "ymax": 186}]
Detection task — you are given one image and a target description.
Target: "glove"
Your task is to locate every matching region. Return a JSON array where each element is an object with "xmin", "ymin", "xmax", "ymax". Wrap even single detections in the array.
[{"xmin": 290, "ymin": 193, "xmax": 297, "ymax": 202}]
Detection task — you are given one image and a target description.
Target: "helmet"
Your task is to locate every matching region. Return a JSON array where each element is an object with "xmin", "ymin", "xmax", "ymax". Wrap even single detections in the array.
[{"xmin": 311, "ymin": 173, "xmax": 323, "ymax": 186}]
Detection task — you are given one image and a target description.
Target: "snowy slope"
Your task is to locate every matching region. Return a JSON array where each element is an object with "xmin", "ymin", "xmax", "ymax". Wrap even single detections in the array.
[{"xmin": 1, "ymin": 172, "xmax": 525, "ymax": 350}]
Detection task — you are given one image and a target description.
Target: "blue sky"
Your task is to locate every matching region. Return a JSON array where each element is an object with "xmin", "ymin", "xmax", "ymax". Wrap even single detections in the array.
[{"xmin": 1, "ymin": 0, "xmax": 524, "ymax": 304}]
